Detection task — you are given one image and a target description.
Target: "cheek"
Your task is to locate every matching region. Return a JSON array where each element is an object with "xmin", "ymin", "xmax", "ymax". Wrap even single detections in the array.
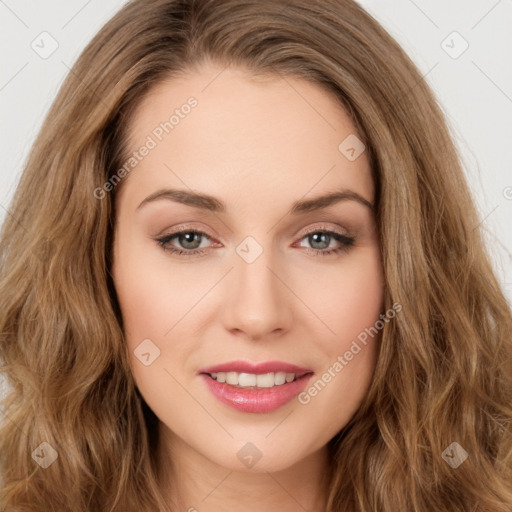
[
  {"xmin": 112, "ymin": 238, "xmax": 206, "ymax": 400},
  {"xmin": 112, "ymin": 236, "xmax": 201, "ymax": 342},
  {"xmin": 294, "ymin": 247, "xmax": 384, "ymax": 425},
  {"xmin": 299, "ymin": 245, "xmax": 384, "ymax": 343},
  {"xmin": 112, "ymin": 258, "xmax": 191, "ymax": 413},
  {"xmin": 297, "ymin": 340, "xmax": 379, "ymax": 448}
]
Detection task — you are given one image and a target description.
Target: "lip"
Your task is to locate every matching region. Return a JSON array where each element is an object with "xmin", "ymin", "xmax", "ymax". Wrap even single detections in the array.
[
  {"xmin": 198, "ymin": 360, "xmax": 314, "ymax": 414},
  {"xmin": 198, "ymin": 360, "xmax": 312, "ymax": 376}
]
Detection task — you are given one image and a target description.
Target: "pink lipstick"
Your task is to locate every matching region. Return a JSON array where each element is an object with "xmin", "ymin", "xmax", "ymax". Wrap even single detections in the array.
[{"xmin": 198, "ymin": 360, "xmax": 314, "ymax": 413}]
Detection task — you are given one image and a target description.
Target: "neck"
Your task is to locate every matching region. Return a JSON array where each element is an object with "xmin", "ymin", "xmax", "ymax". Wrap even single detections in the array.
[{"xmin": 156, "ymin": 426, "xmax": 333, "ymax": 512}]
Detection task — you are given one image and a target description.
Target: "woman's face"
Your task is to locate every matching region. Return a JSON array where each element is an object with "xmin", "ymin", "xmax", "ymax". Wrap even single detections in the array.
[{"xmin": 112, "ymin": 62, "xmax": 384, "ymax": 474}]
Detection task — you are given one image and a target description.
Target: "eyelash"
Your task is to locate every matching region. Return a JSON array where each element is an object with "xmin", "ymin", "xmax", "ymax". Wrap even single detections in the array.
[{"xmin": 155, "ymin": 225, "xmax": 355, "ymax": 258}]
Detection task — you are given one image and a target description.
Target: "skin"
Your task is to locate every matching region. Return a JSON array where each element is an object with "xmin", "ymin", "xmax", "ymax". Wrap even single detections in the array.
[{"xmin": 111, "ymin": 61, "xmax": 385, "ymax": 512}]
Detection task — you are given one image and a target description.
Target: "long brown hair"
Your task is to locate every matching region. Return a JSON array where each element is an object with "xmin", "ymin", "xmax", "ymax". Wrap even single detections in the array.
[{"xmin": 1, "ymin": 0, "xmax": 511, "ymax": 510}]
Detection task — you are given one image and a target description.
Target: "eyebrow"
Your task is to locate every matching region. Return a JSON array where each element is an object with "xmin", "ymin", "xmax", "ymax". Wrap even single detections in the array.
[{"xmin": 136, "ymin": 187, "xmax": 374, "ymax": 214}]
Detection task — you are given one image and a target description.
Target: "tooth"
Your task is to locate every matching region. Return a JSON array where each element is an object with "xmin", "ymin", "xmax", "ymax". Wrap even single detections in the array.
[
  {"xmin": 238, "ymin": 373, "xmax": 257, "ymax": 387},
  {"xmin": 226, "ymin": 372, "xmax": 239, "ymax": 385},
  {"xmin": 256, "ymin": 372, "xmax": 274, "ymax": 388},
  {"xmin": 274, "ymin": 372, "xmax": 286, "ymax": 385},
  {"xmin": 212, "ymin": 371, "xmax": 300, "ymax": 387}
]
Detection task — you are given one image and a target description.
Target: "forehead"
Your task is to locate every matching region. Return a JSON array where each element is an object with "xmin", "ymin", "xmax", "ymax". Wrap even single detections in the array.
[{"xmin": 119, "ymin": 63, "xmax": 374, "ymax": 212}]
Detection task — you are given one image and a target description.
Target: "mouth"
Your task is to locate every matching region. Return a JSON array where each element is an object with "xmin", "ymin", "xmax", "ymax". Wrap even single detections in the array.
[
  {"xmin": 203, "ymin": 370, "xmax": 310, "ymax": 389},
  {"xmin": 198, "ymin": 361, "xmax": 314, "ymax": 413}
]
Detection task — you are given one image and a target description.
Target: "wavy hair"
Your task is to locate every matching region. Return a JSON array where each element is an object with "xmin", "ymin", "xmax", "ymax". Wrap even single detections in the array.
[{"xmin": 1, "ymin": 0, "xmax": 511, "ymax": 510}]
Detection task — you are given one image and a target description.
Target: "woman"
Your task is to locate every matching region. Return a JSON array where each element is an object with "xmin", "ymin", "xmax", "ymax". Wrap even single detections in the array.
[{"xmin": 1, "ymin": 0, "xmax": 511, "ymax": 511}]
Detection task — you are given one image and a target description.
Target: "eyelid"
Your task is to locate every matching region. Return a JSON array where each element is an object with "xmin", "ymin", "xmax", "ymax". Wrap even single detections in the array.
[
  {"xmin": 155, "ymin": 222, "xmax": 217, "ymax": 240},
  {"xmin": 298, "ymin": 223, "xmax": 351, "ymax": 237},
  {"xmin": 155, "ymin": 221, "xmax": 355, "ymax": 258},
  {"xmin": 156, "ymin": 221, "xmax": 352, "ymax": 244}
]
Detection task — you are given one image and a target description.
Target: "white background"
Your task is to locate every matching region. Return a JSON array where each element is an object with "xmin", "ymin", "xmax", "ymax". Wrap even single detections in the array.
[{"xmin": 0, "ymin": 0, "xmax": 511, "ymax": 305}]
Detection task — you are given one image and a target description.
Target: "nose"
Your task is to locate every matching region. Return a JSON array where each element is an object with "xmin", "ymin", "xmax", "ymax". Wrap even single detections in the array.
[{"xmin": 220, "ymin": 247, "xmax": 294, "ymax": 341}]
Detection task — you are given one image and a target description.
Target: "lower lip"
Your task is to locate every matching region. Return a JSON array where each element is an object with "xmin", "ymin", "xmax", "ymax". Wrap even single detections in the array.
[{"xmin": 200, "ymin": 373, "xmax": 314, "ymax": 413}]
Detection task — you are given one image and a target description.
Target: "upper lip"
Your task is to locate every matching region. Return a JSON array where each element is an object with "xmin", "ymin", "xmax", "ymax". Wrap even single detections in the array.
[{"xmin": 199, "ymin": 360, "xmax": 313, "ymax": 377}]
